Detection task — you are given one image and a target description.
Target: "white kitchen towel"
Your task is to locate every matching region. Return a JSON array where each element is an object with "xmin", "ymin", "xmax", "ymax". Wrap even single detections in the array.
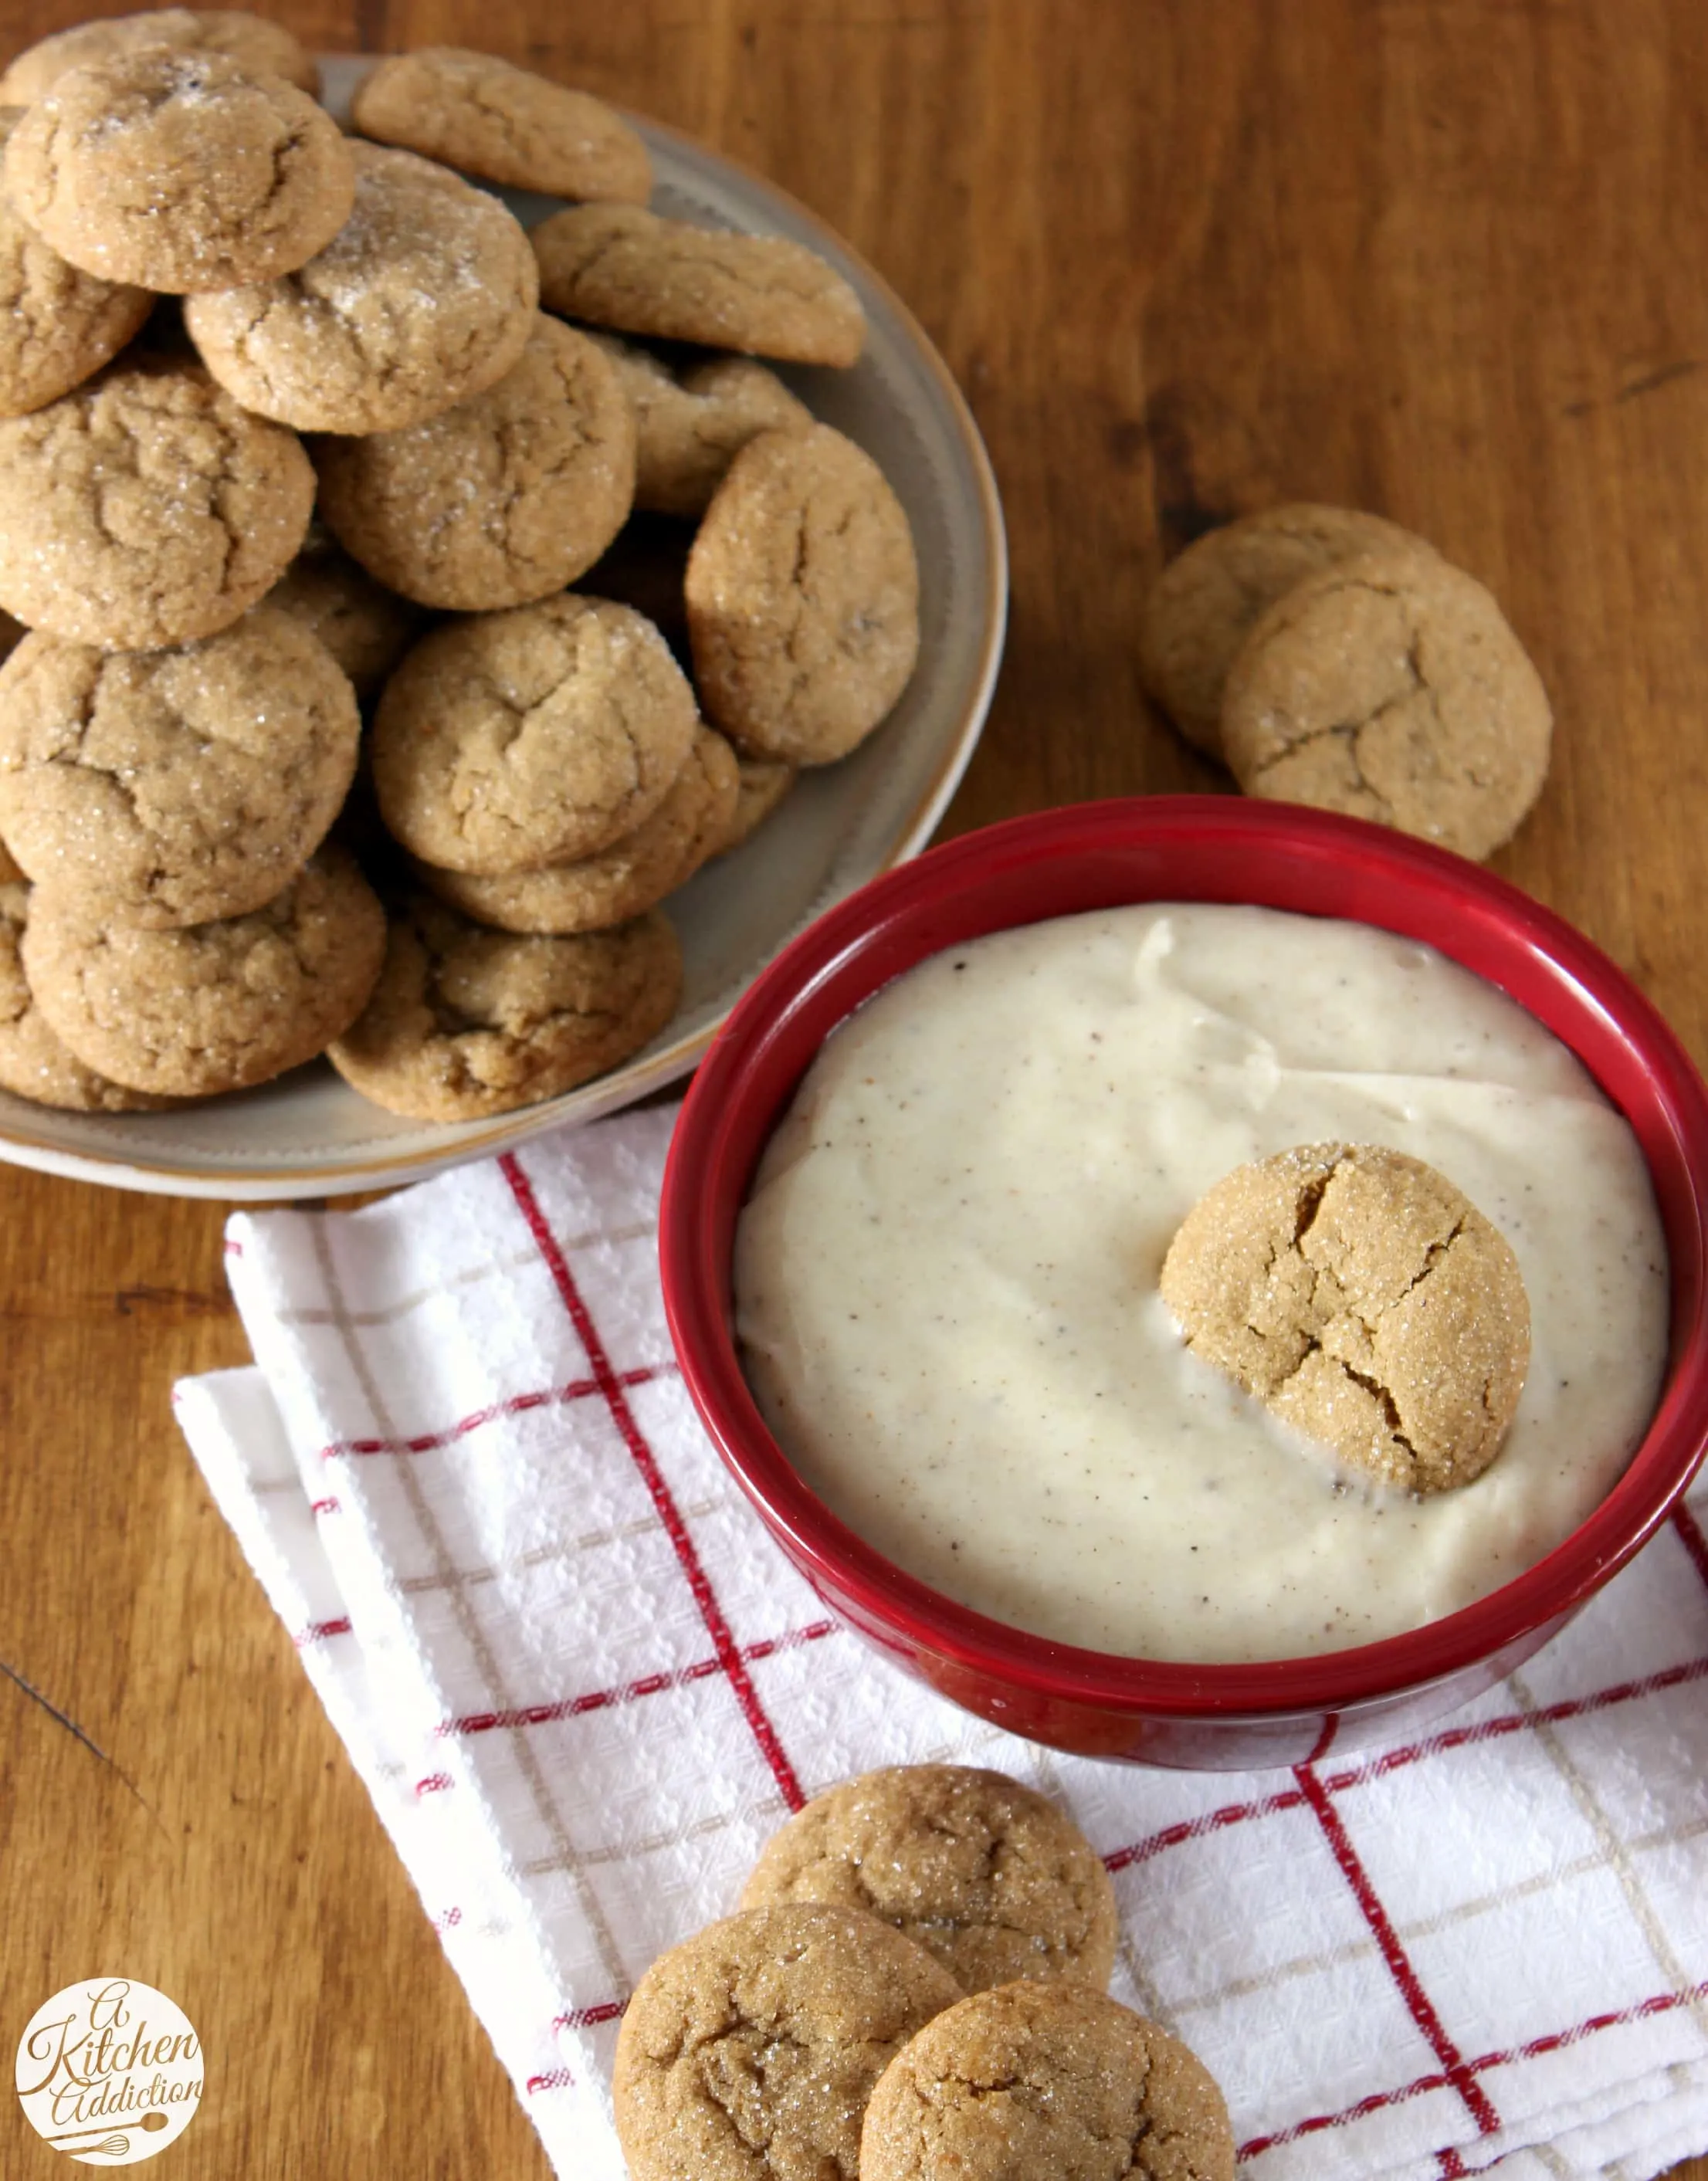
[{"xmin": 172, "ymin": 1103, "xmax": 1708, "ymax": 2181}]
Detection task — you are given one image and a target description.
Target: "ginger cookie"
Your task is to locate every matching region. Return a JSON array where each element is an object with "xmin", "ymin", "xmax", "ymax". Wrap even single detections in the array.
[
  {"xmin": 0, "ymin": 108, "xmax": 153, "ymax": 418},
  {"xmin": 0, "ymin": 12, "xmax": 319, "ymax": 106},
  {"xmin": 1220, "ymin": 550, "xmax": 1553, "ymax": 860},
  {"xmin": 1160, "ymin": 1142, "xmax": 1531, "ymax": 1495},
  {"xmin": 686, "ymin": 422, "xmax": 920, "ymax": 762},
  {"xmin": 261, "ymin": 530, "xmax": 425, "ymax": 703},
  {"xmin": 740, "ymin": 1766, "xmax": 1119, "ymax": 1996},
  {"xmin": 184, "ymin": 142, "xmax": 539, "ymax": 435},
  {"xmin": 860, "ymin": 1982, "xmax": 1235, "ymax": 2181},
  {"xmin": 581, "ymin": 513, "xmax": 694, "ymax": 667},
  {"xmin": 0, "ymin": 357, "xmax": 314, "ymax": 650},
  {"xmin": 23, "ymin": 847, "xmax": 385, "ymax": 1096},
  {"xmin": 720, "ymin": 756, "xmax": 795, "ymax": 852},
  {"xmin": 413, "ymin": 726, "xmax": 738, "ymax": 934},
  {"xmin": 371, "ymin": 595, "xmax": 697, "ymax": 874},
  {"xmin": 351, "ymin": 47, "xmax": 650, "ymax": 205},
  {"xmin": 613, "ymin": 1904, "xmax": 961, "ymax": 2181},
  {"xmin": 5, "ymin": 48, "xmax": 355, "ymax": 293},
  {"xmin": 1137, "ymin": 504, "xmax": 1433, "ymax": 758},
  {"xmin": 328, "ymin": 898, "xmax": 682, "ymax": 1121},
  {"xmin": 588, "ymin": 334, "xmax": 812, "ymax": 516},
  {"xmin": 313, "ymin": 315, "xmax": 635, "ymax": 611},
  {"xmin": 0, "ymin": 609, "xmax": 360, "ymax": 929},
  {"xmin": 534, "ymin": 203, "xmax": 866, "ymax": 367},
  {"xmin": 0, "ymin": 883, "xmax": 179, "ymax": 1112}
]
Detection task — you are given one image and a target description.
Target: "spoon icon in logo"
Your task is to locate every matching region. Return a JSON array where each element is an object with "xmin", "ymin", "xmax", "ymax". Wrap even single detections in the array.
[{"xmin": 45, "ymin": 2111, "xmax": 170, "ymax": 2155}]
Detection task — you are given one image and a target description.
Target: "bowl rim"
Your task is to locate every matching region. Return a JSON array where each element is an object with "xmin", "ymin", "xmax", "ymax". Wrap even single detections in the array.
[{"xmin": 660, "ymin": 795, "xmax": 1708, "ymax": 1717}]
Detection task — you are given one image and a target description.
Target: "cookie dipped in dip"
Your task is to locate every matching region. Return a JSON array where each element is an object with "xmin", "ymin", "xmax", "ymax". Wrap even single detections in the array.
[{"xmin": 733, "ymin": 903, "xmax": 1669, "ymax": 1664}]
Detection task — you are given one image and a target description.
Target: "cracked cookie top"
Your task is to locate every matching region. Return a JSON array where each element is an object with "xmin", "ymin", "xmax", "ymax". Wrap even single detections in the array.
[
  {"xmin": 740, "ymin": 1765, "xmax": 1120, "ymax": 1997},
  {"xmin": 370, "ymin": 594, "xmax": 698, "ymax": 873},
  {"xmin": 686, "ymin": 421, "xmax": 920, "ymax": 763},
  {"xmin": 614, "ymin": 1903, "xmax": 961, "ymax": 2181},
  {"xmin": 1219, "ymin": 549, "xmax": 1553, "ymax": 860},
  {"xmin": 588, "ymin": 333, "xmax": 812, "ymax": 516},
  {"xmin": 313, "ymin": 313, "xmax": 635, "ymax": 611},
  {"xmin": 328, "ymin": 896, "xmax": 682, "ymax": 1121},
  {"xmin": 5, "ymin": 46, "xmax": 354, "ymax": 293},
  {"xmin": 0, "ymin": 882, "xmax": 179, "ymax": 1111},
  {"xmin": 1161, "ymin": 1141, "xmax": 1532, "ymax": 1495},
  {"xmin": 0, "ymin": 356, "xmax": 314, "ymax": 649},
  {"xmin": 1137, "ymin": 503, "xmax": 1436, "ymax": 758},
  {"xmin": 0, "ymin": 106, "xmax": 154, "ymax": 418},
  {"xmin": 22, "ymin": 845, "xmax": 385, "ymax": 1096},
  {"xmin": 351, "ymin": 46, "xmax": 651, "ymax": 205},
  {"xmin": 184, "ymin": 141, "xmax": 539, "ymax": 435},
  {"xmin": 533, "ymin": 202, "xmax": 866, "ymax": 367},
  {"xmin": 0, "ymin": 11, "xmax": 319, "ymax": 106},
  {"xmin": 0, "ymin": 608, "xmax": 361, "ymax": 929},
  {"xmin": 860, "ymin": 1981, "xmax": 1235, "ymax": 2181},
  {"xmin": 411, "ymin": 724, "xmax": 738, "ymax": 934}
]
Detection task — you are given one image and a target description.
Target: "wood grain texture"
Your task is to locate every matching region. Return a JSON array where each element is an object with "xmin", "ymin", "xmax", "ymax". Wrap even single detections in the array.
[{"xmin": 0, "ymin": 5, "xmax": 1705, "ymax": 2179}]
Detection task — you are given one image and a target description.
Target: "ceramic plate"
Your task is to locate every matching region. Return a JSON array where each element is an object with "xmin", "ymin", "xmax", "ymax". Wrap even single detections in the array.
[{"xmin": 0, "ymin": 56, "xmax": 1005, "ymax": 1198}]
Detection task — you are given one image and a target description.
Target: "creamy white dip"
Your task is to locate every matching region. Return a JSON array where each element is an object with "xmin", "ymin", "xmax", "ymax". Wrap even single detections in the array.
[{"xmin": 734, "ymin": 903, "xmax": 1669, "ymax": 1663}]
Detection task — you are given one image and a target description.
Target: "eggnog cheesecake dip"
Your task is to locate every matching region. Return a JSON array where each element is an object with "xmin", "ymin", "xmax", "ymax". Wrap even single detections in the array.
[{"xmin": 733, "ymin": 903, "xmax": 1669, "ymax": 1664}]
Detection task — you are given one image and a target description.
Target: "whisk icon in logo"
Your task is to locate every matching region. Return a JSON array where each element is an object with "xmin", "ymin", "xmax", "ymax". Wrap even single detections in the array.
[{"xmin": 15, "ymin": 1979, "xmax": 202, "ymax": 2164}]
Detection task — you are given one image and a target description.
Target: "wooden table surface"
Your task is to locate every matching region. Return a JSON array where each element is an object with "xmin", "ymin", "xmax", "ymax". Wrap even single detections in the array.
[{"xmin": 2, "ymin": 2, "xmax": 1706, "ymax": 2175}]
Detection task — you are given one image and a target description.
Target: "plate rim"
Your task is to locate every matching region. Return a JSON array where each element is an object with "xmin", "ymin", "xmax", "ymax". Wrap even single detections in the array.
[{"xmin": 0, "ymin": 80, "xmax": 1008, "ymax": 1201}]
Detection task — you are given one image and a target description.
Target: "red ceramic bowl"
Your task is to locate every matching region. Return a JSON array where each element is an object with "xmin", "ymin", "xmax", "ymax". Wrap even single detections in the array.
[{"xmin": 659, "ymin": 798, "xmax": 1708, "ymax": 1770}]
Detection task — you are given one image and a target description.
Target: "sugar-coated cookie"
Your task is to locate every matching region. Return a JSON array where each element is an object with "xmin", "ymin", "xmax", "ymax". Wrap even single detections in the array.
[
  {"xmin": 686, "ymin": 422, "xmax": 919, "ymax": 761},
  {"xmin": 0, "ymin": 358, "xmax": 313, "ymax": 651},
  {"xmin": 579, "ymin": 513, "xmax": 693, "ymax": 667},
  {"xmin": 412, "ymin": 726, "xmax": 738, "ymax": 933},
  {"xmin": 371, "ymin": 596, "xmax": 697, "ymax": 874},
  {"xmin": 0, "ymin": 883, "xmax": 180, "ymax": 1111},
  {"xmin": 5, "ymin": 48, "xmax": 355, "ymax": 293},
  {"xmin": 23, "ymin": 847, "xmax": 385, "ymax": 1096},
  {"xmin": 352, "ymin": 47, "xmax": 650, "ymax": 205},
  {"xmin": 0, "ymin": 107, "xmax": 153, "ymax": 418},
  {"xmin": 534, "ymin": 202, "xmax": 866, "ymax": 367},
  {"xmin": 313, "ymin": 315, "xmax": 635, "ymax": 610},
  {"xmin": 1161, "ymin": 1141, "xmax": 1531, "ymax": 1493},
  {"xmin": 328, "ymin": 899, "xmax": 682, "ymax": 1121},
  {"xmin": 741, "ymin": 1766, "xmax": 1120, "ymax": 1996},
  {"xmin": 184, "ymin": 142, "xmax": 539, "ymax": 435},
  {"xmin": 588, "ymin": 334, "xmax": 812, "ymax": 516},
  {"xmin": 0, "ymin": 609, "xmax": 360, "ymax": 929},
  {"xmin": 720, "ymin": 755, "xmax": 795, "ymax": 851},
  {"xmin": 0, "ymin": 10, "xmax": 319, "ymax": 106},
  {"xmin": 614, "ymin": 1905, "xmax": 961, "ymax": 2181},
  {"xmin": 860, "ymin": 1982, "xmax": 1236, "ymax": 2181},
  {"xmin": 261, "ymin": 529, "xmax": 425, "ymax": 703},
  {"xmin": 1138, "ymin": 504, "xmax": 1434, "ymax": 758},
  {"xmin": 1219, "ymin": 549, "xmax": 1552, "ymax": 860}
]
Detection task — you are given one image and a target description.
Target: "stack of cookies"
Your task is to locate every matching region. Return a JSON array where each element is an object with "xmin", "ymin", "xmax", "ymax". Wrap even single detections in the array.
[
  {"xmin": 614, "ymin": 1763, "xmax": 1238, "ymax": 2181},
  {"xmin": 0, "ymin": 16, "xmax": 920, "ymax": 1123},
  {"xmin": 1138, "ymin": 506, "xmax": 1553, "ymax": 863}
]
